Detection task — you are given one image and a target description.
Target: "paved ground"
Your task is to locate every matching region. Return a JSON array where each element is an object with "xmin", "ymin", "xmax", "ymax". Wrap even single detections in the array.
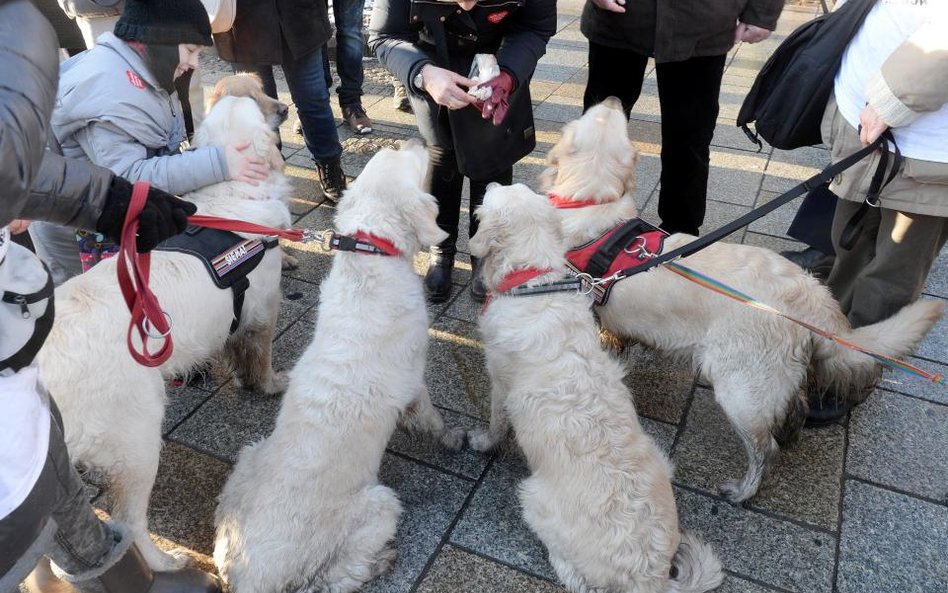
[{"xmin": 56, "ymin": 2, "xmax": 948, "ymax": 592}]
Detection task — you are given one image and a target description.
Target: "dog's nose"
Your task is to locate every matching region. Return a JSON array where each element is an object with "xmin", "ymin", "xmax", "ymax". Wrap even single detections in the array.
[
  {"xmin": 278, "ymin": 103, "xmax": 289, "ymax": 120},
  {"xmin": 603, "ymin": 96, "xmax": 623, "ymax": 111}
]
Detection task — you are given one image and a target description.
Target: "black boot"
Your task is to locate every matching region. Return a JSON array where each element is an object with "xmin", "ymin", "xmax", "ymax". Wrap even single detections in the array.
[
  {"xmin": 425, "ymin": 246, "xmax": 455, "ymax": 303},
  {"xmin": 779, "ymin": 247, "xmax": 835, "ymax": 280},
  {"xmin": 315, "ymin": 157, "xmax": 347, "ymax": 203},
  {"xmin": 470, "ymin": 256, "xmax": 487, "ymax": 303}
]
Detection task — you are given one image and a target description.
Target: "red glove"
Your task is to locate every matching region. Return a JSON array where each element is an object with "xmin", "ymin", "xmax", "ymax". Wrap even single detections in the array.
[{"xmin": 475, "ymin": 71, "xmax": 514, "ymax": 126}]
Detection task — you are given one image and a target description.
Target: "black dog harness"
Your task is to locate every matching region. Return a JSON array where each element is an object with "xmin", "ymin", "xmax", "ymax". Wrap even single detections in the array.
[
  {"xmin": 564, "ymin": 218, "xmax": 668, "ymax": 305},
  {"xmin": 156, "ymin": 226, "xmax": 278, "ymax": 333}
]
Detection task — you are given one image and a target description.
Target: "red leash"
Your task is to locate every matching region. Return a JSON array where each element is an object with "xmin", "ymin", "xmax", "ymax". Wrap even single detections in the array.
[{"xmin": 118, "ymin": 182, "xmax": 305, "ymax": 367}]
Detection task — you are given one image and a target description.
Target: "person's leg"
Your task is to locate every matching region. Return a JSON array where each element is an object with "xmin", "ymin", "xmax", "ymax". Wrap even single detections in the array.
[
  {"xmin": 281, "ymin": 45, "xmax": 346, "ymax": 201},
  {"xmin": 582, "ymin": 41, "xmax": 648, "ymax": 116},
  {"xmin": 467, "ymin": 168, "xmax": 513, "ymax": 301},
  {"xmin": 28, "ymin": 222, "xmax": 82, "ymax": 286},
  {"xmin": 332, "ymin": 0, "xmax": 372, "ymax": 134},
  {"xmin": 831, "ymin": 206, "xmax": 948, "ymax": 328},
  {"xmin": 655, "ymin": 54, "xmax": 727, "ymax": 236}
]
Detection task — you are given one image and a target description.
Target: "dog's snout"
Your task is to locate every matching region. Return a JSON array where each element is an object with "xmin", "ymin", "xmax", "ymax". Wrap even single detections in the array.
[
  {"xmin": 602, "ymin": 96, "xmax": 623, "ymax": 111},
  {"xmin": 277, "ymin": 102, "xmax": 289, "ymax": 120}
]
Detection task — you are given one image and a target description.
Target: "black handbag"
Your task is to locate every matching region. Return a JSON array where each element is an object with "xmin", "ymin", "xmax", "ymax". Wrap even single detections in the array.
[{"xmin": 736, "ymin": 0, "xmax": 877, "ymax": 150}]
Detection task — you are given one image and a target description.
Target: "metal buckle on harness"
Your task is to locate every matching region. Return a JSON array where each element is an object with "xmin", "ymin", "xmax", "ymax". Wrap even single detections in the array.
[
  {"xmin": 575, "ymin": 271, "xmax": 626, "ymax": 295},
  {"xmin": 623, "ymin": 236, "xmax": 656, "ymax": 260},
  {"xmin": 142, "ymin": 311, "xmax": 174, "ymax": 340}
]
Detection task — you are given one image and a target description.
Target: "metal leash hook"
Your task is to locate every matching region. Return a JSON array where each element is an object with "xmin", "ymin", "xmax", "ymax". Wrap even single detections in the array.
[
  {"xmin": 575, "ymin": 271, "xmax": 626, "ymax": 295},
  {"xmin": 301, "ymin": 228, "xmax": 336, "ymax": 251},
  {"xmin": 141, "ymin": 311, "xmax": 174, "ymax": 340}
]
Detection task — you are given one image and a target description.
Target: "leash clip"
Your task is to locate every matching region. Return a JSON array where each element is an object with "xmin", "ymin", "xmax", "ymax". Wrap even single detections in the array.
[
  {"xmin": 301, "ymin": 228, "xmax": 336, "ymax": 251},
  {"xmin": 575, "ymin": 271, "xmax": 625, "ymax": 295}
]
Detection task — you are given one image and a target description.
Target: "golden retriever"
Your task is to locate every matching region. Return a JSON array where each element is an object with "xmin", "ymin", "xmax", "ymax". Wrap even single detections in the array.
[
  {"xmin": 468, "ymin": 183, "xmax": 723, "ymax": 593},
  {"xmin": 541, "ymin": 99, "xmax": 944, "ymax": 503},
  {"xmin": 37, "ymin": 95, "xmax": 292, "ymax": 570}
]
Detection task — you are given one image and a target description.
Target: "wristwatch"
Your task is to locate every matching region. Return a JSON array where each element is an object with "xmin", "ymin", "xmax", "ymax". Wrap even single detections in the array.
[{"xmin": 413, "ymin": 67, "xmax": 425, "ymax": 92}]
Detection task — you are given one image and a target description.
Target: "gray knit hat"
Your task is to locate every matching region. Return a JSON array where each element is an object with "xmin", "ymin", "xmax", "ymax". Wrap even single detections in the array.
[{"xmin": 114, "ymin": 0, "xmax": 213, "ymax": 46}]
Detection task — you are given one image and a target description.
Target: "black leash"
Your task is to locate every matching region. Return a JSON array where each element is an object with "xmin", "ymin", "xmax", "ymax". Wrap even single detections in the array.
[{"xmin": 612, "ymin": 133, "xmax": 896, "ymax": 279}]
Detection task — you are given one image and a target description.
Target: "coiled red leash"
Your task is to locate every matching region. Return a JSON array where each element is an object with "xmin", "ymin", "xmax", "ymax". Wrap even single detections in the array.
[{"xmin": 118, "ymin": 182, "xmax": 305, "ymax": 367}]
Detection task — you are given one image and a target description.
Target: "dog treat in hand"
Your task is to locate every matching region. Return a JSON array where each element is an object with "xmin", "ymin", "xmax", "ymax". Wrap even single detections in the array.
[{"xmin": 468, "ymin": 54, "xmax": 500, "ymax": 101}]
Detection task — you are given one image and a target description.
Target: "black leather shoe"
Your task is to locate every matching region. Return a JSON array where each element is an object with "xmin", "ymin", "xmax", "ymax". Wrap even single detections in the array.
[
  {"xmin": 470, "ymin": 257, "xmax": 487, "ymax": 303},
  {"xmin": 804, "ymin": 387, "xmax": 853, "ymax": 428},
  {"xmin": 315, "ymin": 157, "xmax": 347, "ymax": 203},
  {"xmin": 425, "ymin": 247, "xmax": 455, "ymax": 303},
  {"xmin": 780, "ymin": 247, "xmax": 835, "ymax": 279}
]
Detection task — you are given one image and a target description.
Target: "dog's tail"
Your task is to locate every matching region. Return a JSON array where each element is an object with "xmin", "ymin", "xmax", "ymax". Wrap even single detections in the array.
[
  {"xmin": 813, "ymin": 299, "xmax": 943, "ymax": 395},
  {"xmin": 666, "ymin": 531, "xmax": 724, "ymax": 593}
]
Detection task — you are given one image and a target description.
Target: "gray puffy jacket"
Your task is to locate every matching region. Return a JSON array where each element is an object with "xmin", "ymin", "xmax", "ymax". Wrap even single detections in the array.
[
  {"xmin": 0, "ymin": 0, "xmax": 112, "ymax": 230},
  {"xmin": 52, "ymin": 33, "xmax": 228, "ymax": 195}
]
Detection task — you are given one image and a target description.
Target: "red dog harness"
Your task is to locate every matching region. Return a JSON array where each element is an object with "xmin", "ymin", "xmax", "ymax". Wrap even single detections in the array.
[{"xmin": 564, "ymin": 218, "xmax": 669, "ymax": 306}]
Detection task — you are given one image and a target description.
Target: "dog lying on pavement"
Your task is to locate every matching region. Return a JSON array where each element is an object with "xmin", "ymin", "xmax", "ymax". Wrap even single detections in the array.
[
  {"xmin": 214, "ymin": 141, "xmax": 464, "ymax": 593},
  {"xmin": 540, "ymin": 98, "xmax": 944, "ymax": 503},
  {"xmin": 468, "ymin": 183, "xmax": 723, "ymax": 593},
  {"xmin": 37, "ymin": 94, "xmax": 293, "ymax": 571}
]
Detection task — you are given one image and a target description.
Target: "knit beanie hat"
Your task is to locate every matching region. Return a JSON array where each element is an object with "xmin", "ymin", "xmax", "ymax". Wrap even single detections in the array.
[{"xmin": 114, "ymin": 0, "xmax": 213, "ymax": 46}]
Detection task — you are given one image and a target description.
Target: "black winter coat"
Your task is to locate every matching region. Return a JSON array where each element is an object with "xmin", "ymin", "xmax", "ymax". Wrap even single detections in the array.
[
  {"xmin": 214, "ymin": 0, "xmax": 333, "ymax": 65},
  {"xmin": 369, "ymin": 0, "xmax": 556, "ymax": 179}
]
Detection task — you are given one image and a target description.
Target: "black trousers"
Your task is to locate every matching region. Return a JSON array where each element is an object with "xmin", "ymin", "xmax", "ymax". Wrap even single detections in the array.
[
  {"xmin": 422, "ymin": 105, "xmax": 513, "ymax": 253},
  {"xmin": 583, "ymin": 42, "xmax": 726, "ymax": 236}
]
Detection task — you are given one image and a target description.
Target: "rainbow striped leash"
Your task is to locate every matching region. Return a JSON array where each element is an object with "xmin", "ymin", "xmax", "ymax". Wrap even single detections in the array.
[{"xmin": 662, "ymin": 262, "xmax": 946, "ymax": 387}]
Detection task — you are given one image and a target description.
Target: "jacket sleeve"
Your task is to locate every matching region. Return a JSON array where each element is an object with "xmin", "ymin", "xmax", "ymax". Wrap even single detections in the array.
[
  {"xmin": 75, "ymin": 121, "xmax": 229, "ymax": 195},
  {"xmin": 22, "ymin": 151, "xmax": 114, "ymax": 230},
  {"xmin": 0, "ymin": 0, "xmax": 60, "ymax": 226},
  {"xmin": 495, "ymin": 0, "xmax": 557, "ymax": 87},
  {"xmin": 739, "ymin": 0, "xmax": 784, "ymax": 31},
  {"xmin": 865, "ymin": 18, "xmax": 948, "ymax": 128},
  {"xmin": 368, "ymin": 0, "xmax": 436, "ymax": 92}
]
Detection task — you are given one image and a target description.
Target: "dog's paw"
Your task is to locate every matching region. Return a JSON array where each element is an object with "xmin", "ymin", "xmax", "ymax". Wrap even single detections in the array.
[
  {"xmin": 467, "ymin": 428, "xmax": 498, "ymax": 453},
  {"xmin": 370, "ymin": 546, "xmax": 398, "ymax": 578},
  {"xmin": 281, "ymin": 253, "xmax": 300, "ymax": 270},
  {"xmin": 719, "ymin": 479, "xmax": 753, "ymax": 505},
  {"xmin": 262, "ymin": 371, "xmax": 289, "ymax": 395},
  {"xmin": 440, "ymin": 427, "xmax": 466, "ymax": 452},
  {"xmin": 147, "ymin": 548, "xmax": 192, "ymax": 572}
]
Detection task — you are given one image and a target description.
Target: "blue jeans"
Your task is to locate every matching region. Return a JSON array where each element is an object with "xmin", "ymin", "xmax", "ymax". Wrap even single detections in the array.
[
  {"xmin": 322, "ymin": 0, "xmax": 365, "ymax": 107},
  {"xmin": 233, "ymin": 45, "xmax": 342, "ymax": 163}
]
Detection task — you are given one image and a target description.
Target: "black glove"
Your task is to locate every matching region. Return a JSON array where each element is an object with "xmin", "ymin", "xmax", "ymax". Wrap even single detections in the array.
[{"xmin": 96, "ymin": 177, "xmax": 197, "ymax": 252}]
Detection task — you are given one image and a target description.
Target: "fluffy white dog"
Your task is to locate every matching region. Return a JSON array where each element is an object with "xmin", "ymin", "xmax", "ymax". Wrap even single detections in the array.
[
  {"xmin": 36, "ymin": 94, "xmax": 292, "ymax": 570},
  {"xmin": 213, "ymin": 141, "xmax": 464, "ymax": 593},
  {"xmin": 541, "ymin": 98, "xmax": 944, "ymax": 503},
  {"xmin": 468, "ymin": 184, "xmax": 723, "ymax": 593}
]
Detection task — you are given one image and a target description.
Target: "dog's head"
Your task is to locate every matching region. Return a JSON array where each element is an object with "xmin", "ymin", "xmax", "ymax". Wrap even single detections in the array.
[
  {"xmin": 470, "ymin": 183, "xmax": 567, "ymax": 291},
  {"xmin": 540, "ymin": 97, "xmax": 638, "ymax": 205},
  {"xmin": 334, "ymin": 140, "xmax": 448, "ymax": 255},
  {"xmin": 193, "ymin": 94, "xmax": 285, "ymax": 173},
  {"xmin": 207, "ymin": 73, "xmax": 290, "ymax": 132}
]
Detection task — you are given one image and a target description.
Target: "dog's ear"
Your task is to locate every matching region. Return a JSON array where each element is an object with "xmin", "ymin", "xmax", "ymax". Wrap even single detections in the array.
[
  {"xmin": 206, "ymin": 80, "xmax": 225, "ymax": 112},
  {"xmin": 407, "ymin": 192, "xmax": 449, "ymax": 248},
  {"xmin": 469, "ymin": 206, "xmax": 498, "ymax": 259},
  {"xmin": 621, "ymin": 145, "xmax": 639, "ymax": 197},
  {"xmin": 267, "ymin": 142, "xmax": 285, "ymax": 172}
]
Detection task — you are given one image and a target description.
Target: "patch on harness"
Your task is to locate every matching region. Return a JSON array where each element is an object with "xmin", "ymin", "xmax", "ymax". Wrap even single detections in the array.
[
  {"xmin": 565, "ymin": 218, "xmax": 668, "ymax": 306},
  {"xmin": 156, "ymin": 226, "xmax": 278, "ymax": 333}
]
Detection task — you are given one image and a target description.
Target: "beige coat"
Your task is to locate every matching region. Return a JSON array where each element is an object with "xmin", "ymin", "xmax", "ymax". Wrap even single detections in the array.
[{"xmin": 826, "ymin": 16, "xmax": 948, "ymax": 218}]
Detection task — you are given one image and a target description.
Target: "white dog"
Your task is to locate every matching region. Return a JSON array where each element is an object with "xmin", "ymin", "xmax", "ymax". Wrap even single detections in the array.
[
  {"xmin": 541, "ymin": 98, "xmax": 944, "ymax": 503},
  {"xmin": 36, "ymin": 95, "xmax": 292, "ymax": 570},
  {"xmin": 467, "ymin": 184, "xmax": 723, "ymax": 593},
  {"xmin": 213, "ymin": 142, "xmax": 464, "ymax": 593}
]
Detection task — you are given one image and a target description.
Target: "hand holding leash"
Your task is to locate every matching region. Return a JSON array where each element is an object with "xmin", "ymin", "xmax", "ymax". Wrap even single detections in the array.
[{"xmin": 97, "ymin": 176, "xmax": 197, "ymax": 252}]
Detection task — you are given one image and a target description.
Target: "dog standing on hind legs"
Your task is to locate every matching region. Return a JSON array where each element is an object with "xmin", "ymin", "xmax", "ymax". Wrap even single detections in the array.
[
  {"xmin": 542, "ymin": 98, "xmax": 944, "ymax": 503},
  {"xmin": 213, "ymin": 141, "xmax": 464, "ymax": 593},
  {"xmin": 468, "ymin": 184, "xmax": 723, "ymax": 593}
]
